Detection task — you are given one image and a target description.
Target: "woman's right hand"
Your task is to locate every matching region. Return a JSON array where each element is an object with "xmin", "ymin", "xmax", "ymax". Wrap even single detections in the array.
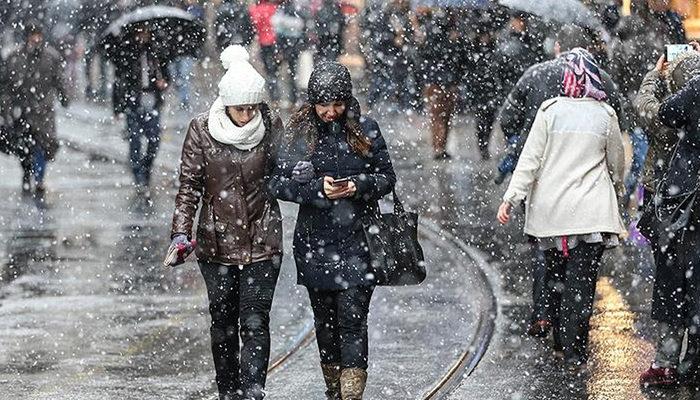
[{"xmin": 497, "ymin": 201, "xmax": 512, "ymax": 225}]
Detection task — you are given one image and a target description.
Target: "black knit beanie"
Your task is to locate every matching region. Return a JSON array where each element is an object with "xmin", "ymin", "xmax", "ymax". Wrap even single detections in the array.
[{"xmin": 307, "ymin": 61, "xmax": 353, "ymax": 104}]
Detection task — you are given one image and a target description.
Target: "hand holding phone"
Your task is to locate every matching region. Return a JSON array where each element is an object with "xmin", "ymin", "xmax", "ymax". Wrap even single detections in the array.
[
  {"xmin": 331, "ymin": 177, "xmax": 351, "ymax": 186},
  {"xmin": 324, "ymin": 176, "xmax": 356, "ymax": 199}
]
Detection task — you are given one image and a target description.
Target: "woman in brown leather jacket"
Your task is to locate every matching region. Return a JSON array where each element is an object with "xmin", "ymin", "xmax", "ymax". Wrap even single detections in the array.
[{"xmin": 168, "ymin": 45, "xmax": 284, "ymax": 400}]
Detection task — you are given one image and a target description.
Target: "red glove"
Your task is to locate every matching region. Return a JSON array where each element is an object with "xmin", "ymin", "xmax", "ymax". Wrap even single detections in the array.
[{"xmin": 164, "ymin": 234, "xmax": 197, "ymax": 267}]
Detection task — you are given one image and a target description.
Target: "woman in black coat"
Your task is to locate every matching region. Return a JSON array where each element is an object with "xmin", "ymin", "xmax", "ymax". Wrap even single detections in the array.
[{"xmin": 269, "ymin": 62, "xmax": 396, "ymax": 399}]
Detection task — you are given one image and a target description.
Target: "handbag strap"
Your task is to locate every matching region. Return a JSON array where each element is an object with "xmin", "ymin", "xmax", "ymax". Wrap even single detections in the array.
[{"xmin": 392, "ymin": 190, "xmax": 406, "ymax": 216}]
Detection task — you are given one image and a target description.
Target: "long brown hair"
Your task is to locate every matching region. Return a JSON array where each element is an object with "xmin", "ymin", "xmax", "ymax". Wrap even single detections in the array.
[{"xmin": 288, "ymin": 98, "xmax": 372, "ymax": 157}]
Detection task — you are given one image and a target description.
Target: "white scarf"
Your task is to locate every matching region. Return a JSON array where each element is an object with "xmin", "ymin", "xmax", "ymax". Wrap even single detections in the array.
[{"xmin": 207, "ymin": 97, "xmax": 266, "ymax": 150}]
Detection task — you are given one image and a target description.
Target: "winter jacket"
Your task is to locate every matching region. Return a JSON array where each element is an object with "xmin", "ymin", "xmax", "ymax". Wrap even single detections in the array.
[
  {"xmin": 361, "ymin": 2, "xmax": 413, "ymax": 69},
  {"xmin": 633, "ymin": 69, "xmax": 677, "ymax": 191},
  {"xmin": 215, "ymin": 1, "xmax": 255, "ymax": 49},
  {"xmin": 503, "ymin": 97, "xmax": 626, "ymax": 238},
  {"xmin": 250, "ymin": 2, "xmax": 278, "ymax": 47},
  {"xmin": 2, "ymin": 43, "xmax": 68, "ymax": 160},
  {"xmin": 314, "ymin": 0, "xmax": 345, "ymax": 61},
  {"xmin": 658, "ymin": 75, "xmax": 700, "ymax": 198},
  {"xmin": 610, "ymin": 11, "xmax": 685, "ymax": 100},
  {"xmin": 171, "ymin": 105, "xmax": 284, "ymax": 266},
  {"xmin": 415, "ymin": 8, "xmax": 467, "ymax": 87},
  {"xmin": 269, "ymin": 99, "xmax": 396, "ymax": 290},
  {"xmin": 500, "ymin": 55, "xmax": 628, "ymax": 141},
  {"xmin": 111, "ymin": 44, "xmax": 170, "ymax": 116},
  {"xmin": 493, "ymin": 28, "xmax": 545, "ymax": 98}
]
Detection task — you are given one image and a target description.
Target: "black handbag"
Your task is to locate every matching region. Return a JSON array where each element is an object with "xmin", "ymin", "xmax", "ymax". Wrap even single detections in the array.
[{"xmin": 362, "ymin": 191, "xmax": 426, "ymax": 286}]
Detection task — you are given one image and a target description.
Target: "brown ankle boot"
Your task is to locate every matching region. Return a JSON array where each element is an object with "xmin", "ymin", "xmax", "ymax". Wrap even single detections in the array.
[
  {"xmin": 321, "ymin": 363, "xmax": 341, "ymax": 399},
  {"xmin": 340, "ymin": 368, "xmax": 367, "ymax": 400}
]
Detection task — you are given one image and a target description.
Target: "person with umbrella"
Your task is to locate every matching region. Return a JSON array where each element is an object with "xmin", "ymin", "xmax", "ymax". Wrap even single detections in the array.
[
  {"xmin": 1, "ymin": 19, "xmax": 69, "ymax": 202},
  {"xmin": 99, "ymin": 5, "xmax": 205, "ymax": 196},
  {"xmin": 169, "ymin": 45, "xmax": 285, "ymax": 400},
  {"xmin": 111, "ymin": 22, "xmax": 170, "ymax": 196}
]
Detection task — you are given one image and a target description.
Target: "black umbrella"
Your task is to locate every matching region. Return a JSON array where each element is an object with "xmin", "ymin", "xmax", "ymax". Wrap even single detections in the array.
[
  {"xmin": 498, "ymin": 0, "xmax": 603, "ymax": 30},
  {"xmin": 97, "ymin": 5, "xmax": 205, "ymax": 62}
]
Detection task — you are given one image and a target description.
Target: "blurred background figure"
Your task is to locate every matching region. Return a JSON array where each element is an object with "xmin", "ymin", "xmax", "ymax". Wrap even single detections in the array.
[
  {"xmin": 111, "ymin": 24, "xmax": 170, "ymax": 196},
  {"xmin": 272, "ymin": 0, "xmax": 308, "ymax": 107},
  {"xmin": 361, "ymin": 0, "xmax": 416, "ymax": 112},
  {"xmin": 171, "ymin": 0, "xmax": 205, "ymax": 111},
  {"xmin": 1, "ymin": 20, "xmax": 69, "ymax": 204},
  {"xmin": 314, "ymin": 0, "xmax": 345, "ymax": 62},
  {"xmin": 415, "ymin": 6, "xmax": 468, "ymax": 160},
  {"xmin": 215, "ymin": 0, "xmax": 255, "ymax": 50},
  {"xmin": 609, "ymin": 0, "xmax": 686, "ymax": 207},
  {"xmin": 250, "ymin": 0, "xmax": 281, "ymax": 104}
]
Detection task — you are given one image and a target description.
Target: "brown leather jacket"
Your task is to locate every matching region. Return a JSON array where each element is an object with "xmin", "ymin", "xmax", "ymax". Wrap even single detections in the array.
[{"xmin": 171, "ymin": 106, "xmax": 284, "ymax": 265}]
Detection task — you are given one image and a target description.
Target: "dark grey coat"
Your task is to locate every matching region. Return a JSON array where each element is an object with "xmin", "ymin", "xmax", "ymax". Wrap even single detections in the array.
[{"xmin": 499, "ymin": 54, "xmax": 629, "ymax": 141}]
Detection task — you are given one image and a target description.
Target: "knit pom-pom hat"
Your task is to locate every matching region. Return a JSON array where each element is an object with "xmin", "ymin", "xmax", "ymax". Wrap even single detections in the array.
[{"xmin": 218, "ymin": 45, "xmax": 267, "ymax": 106}]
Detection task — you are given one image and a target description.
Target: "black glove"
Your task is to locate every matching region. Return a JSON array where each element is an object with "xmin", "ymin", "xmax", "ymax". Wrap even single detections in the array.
[{"xmin": 292, "ymin": 161, "xmax": 315, "ymax": 184}]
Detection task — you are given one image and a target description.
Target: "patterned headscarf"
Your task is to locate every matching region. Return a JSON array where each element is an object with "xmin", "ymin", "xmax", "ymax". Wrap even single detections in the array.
[{"xmin": 561, "ymin": 48, "xmax": 607, "ymax": 101}]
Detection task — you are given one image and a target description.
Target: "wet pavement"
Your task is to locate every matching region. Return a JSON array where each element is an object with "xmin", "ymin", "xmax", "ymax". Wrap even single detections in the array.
[{"xmin": 0, "ymin": 96, "xmax": 691, "ymax": 399}]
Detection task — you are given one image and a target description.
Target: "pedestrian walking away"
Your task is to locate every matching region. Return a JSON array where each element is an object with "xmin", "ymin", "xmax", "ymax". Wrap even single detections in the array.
[
  {"xmin": 0, "ymin": 19, "xmax": 69, "ymax": 204},
  {"xmin": 498, "ymin": 48, "xmax": 626, "ymax": 371},
  {"xmin": 269, "ymin": 61, "xmax": 396, "ymax": 399},
  {"xmin": 111, "ymin": 24, "xmax": 170, "ymax": 195},
  {"xmin": 169, "ymin": 45, "xmax": 285, "ymax": 400},
  {"xmin": 498, "ymin": 24, "xmax": 629, "ymax": 339}
]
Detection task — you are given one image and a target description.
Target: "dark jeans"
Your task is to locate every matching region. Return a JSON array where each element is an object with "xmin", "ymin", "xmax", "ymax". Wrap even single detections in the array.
[
  {"xmin": 20, "ymin": 145, "xmax": 47, "ymax": 188},
  {"xmin": 126, "ymin": 109, "xmax": 161, "ymax": 186},
  {"xmin": 529, "ymin": 241, "xmax": 550, "ymax": 323},
  {"xmin": 474, "ymin": 104, "xmax": 497, "ymax": 157},
  {"xmin": 542, "ymin": 242, "xmax": 604, "ymax": 364},
  {"xmin": 307, "ymin": 285, "xmax": 374, "ymax": 369},
  {"xmin": 200, "ymin": 260, "xmax": 281, "ymax": 400},
  {"xmin": 259, "ymin": 45, "xmax": 279, "ymax": 101},
  {"xmin": 279, "ymin": 40, "xmax": 301, "ymax": 104}
]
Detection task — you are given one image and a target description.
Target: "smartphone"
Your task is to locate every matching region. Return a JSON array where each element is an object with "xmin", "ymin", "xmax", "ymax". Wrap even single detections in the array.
[
  {"xmin": 331, "ymin": 177, "xmax": 351, "ymax": 186},
  {"xmin": 666, "ymin": 44, "xmax": 693, "ymax": 63}
]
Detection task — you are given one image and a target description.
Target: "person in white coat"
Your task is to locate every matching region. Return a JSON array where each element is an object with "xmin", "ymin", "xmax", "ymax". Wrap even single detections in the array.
[{"xmin": 497, "ymin": 48, "xmax": 626, "ymax": 371}]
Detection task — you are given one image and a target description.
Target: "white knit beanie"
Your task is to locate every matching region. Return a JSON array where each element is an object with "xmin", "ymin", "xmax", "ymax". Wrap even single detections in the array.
[{"xmin": 218, "ymin": 45, "xmax": 267, "ymax": 106}]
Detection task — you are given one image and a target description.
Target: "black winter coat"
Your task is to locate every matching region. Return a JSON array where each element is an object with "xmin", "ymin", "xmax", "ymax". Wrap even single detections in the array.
[
  {"xmin": 658, "ymin": 75, "xmax": 700, "ymax": 198},
  {"xmin": 416, "ymin": 8, "xmax": 467, "ymax": 87},
  {"xmin": 215, "ymin": 1, "xmax": 255, "ymax": 49},
  {"xmin": 269, "ymin": 101, "xmax": 396, "ymax": 290},
  {"xmin": 111, "ymin": 44, "xmax": 169, "ymax": 115},
  {"xmin": 499, "ymin": 55, "xmax": 628, "ymax": 141}
]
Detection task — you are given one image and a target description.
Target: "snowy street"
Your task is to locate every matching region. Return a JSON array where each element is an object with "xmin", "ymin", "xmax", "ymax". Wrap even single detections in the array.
[{"xmin": 0, "ymin": 101, "xmax": 675, "ymax": 399}]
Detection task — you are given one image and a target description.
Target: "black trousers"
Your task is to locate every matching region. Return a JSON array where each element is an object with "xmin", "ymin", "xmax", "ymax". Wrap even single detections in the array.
[
  {"xmin": 542, "ymin": 242, "xmax": 604, "ymax": 364},
  {"xmin": 200, "ymin": 260, "xmax": 280, "ymax": 400},
  {"xmin": 307, "ymin": 285, "xmax": 374, "ymax": 369}
]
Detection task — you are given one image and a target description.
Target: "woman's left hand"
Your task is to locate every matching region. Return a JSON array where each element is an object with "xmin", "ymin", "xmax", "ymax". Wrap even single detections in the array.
[{"xmin": 323, "ymin": 177, "xmax": 357, "ymax": 199}]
